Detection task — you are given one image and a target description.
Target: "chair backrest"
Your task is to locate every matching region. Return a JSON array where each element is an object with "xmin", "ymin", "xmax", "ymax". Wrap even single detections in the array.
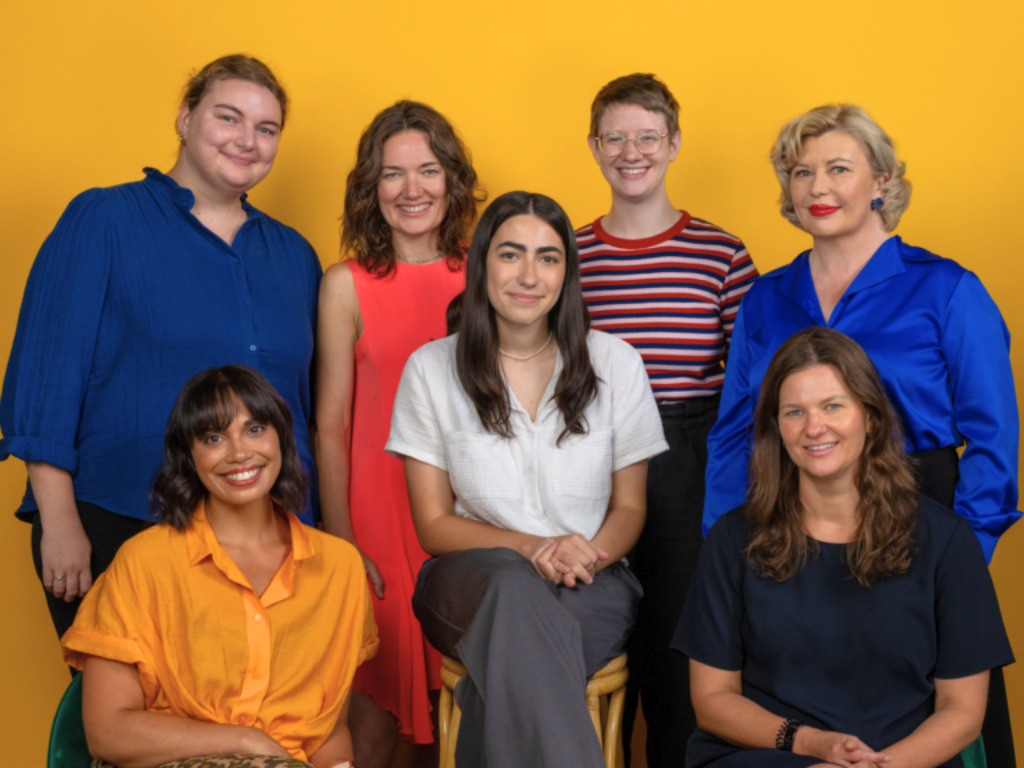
[{"xmin": 47, "ymin": 673, "xmax": 92, "ymax": 768}]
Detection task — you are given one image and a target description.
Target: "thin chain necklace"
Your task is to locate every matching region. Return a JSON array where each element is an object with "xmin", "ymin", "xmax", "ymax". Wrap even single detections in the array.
[
  {"xmin": 395, "ymin": 251, "xmax": 443, "ymax": 265},
  {"xmin": 499, "ymin": 332, "xmax": 554, "ymax": 361}
]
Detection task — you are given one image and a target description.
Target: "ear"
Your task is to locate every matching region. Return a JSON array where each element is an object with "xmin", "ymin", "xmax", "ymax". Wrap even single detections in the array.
[
  {"xmin": 587, "ymin": 134, "xmax": 601, "ymax": 164},
  {"xmin": 668, "ymin": 130, "xmax": 682, "ymax": 162},
  {"xmin": 875, "ymin": 171, "xmax": 890, "ymax": 197},
  {"xmin": 177, "ymin": 102, "xmax": 192, "ymax": 141}
]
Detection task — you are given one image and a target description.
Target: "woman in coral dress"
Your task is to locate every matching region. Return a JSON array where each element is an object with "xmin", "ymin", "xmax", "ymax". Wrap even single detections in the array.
[{"xmin": 316, "ymin": 100, "xmax": 485, "ymax": 768}]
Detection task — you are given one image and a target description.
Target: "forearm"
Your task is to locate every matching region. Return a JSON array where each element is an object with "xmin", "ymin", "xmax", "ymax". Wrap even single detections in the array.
[
  {"xmin": 416, "ymin": 513, "xmax": 541, "ymax": 559},
  {"xmin": 694, "ymin": 688, "xmax": 789, "ymax": 750},
  {"xmin": 86, "ymin": 709, "xmax": 263, "ymax": 768},
  {"xmin": 882, "ymin": 694, "xmax": 985, "ymax": 767},
  {"xmin": 590, "ymin": 503, "xmax": 644, "ymax": 571},
  {"xmin": 27, "ymin": 462, "xmax": 80, "ymax": 527},
  {"xmin": 315, "ymin": 429, "xmax": 355, "ymax": 542}
]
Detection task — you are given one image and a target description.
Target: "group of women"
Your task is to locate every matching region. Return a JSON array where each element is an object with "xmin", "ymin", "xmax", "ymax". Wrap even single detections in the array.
[{"xmin": 0, "ymin": 55, "xmax": 1017, "ymax": 768}]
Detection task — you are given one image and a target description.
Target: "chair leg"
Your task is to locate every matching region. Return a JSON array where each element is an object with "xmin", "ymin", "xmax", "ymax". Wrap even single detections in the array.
[
  {"xmin": 587, "ymin": 691, "xmax": 604, "ymax": 748},
  {"xmin": 445, "ymin": 701, "xmax": 463, "ymax": 768},
  {"xmin": 603, "ymin": 687, "xmax": 626, "ymax": 768},
  {"xmin": 438, "ymin": 685, "xmax": 452, "ymax": 768}
]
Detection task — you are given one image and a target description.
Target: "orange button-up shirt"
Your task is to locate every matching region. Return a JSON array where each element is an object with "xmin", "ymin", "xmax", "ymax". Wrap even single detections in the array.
[{"xmin": 63, "ymin": 506, "xmax": 379, "ymax": 762}]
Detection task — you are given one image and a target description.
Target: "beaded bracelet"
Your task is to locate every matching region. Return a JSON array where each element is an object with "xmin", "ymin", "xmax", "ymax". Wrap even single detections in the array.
[{"xmin": 775, "ymin": 717, "xmax": 804, "ymax": 751}]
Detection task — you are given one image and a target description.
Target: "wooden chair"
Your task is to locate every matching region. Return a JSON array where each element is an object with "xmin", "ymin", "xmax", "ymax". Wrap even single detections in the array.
[{"xmin": 437, "ymin": 653, "xmax": 628, "ymax": 768}]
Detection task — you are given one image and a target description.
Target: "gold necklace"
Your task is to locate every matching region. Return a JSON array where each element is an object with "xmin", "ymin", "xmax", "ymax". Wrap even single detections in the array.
[
  {"xmin": 499, "ymin": 332, "xmax": 554, "ymax": 361},
  {"xmin": 395, "ymin": 252, "xmax": 443, "ymax": 265}
]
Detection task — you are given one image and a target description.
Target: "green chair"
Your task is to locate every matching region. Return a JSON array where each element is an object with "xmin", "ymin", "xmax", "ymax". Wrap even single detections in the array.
[
  {"xmin": 961, "ymin": 735, "xmax": 987, "ymax": 768},
  {"xmin": 47, "ymin": 673, "xmax": 92, "ymax": 768}
]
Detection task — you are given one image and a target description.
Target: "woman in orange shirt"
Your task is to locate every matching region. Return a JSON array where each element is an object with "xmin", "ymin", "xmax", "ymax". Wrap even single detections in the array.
[{"xmin": 62, "ymin": 365, "xmax": 378, "ymax": 768}]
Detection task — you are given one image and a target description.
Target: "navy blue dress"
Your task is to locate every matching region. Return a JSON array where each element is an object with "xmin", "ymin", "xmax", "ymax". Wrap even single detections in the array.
[{"xmin": 673, "ymin": 497, "xmax": 1014, "ymax": 768}]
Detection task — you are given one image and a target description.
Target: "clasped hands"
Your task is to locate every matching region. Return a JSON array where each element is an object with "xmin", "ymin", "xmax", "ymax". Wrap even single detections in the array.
[
  {"xmin": 794, "ymin": 727, "xmax": 892, "ymax": 767},
  {"xmin": 527, "ymin": 535, "xmax": 609, "ymax": 587}
]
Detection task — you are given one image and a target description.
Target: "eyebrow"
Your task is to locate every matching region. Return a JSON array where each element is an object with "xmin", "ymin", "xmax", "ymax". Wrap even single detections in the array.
[
  {"xmin": 779, "ymin": 394, "xmax": 852, "ymax": 409},
  {"xmin": 212, "ymin": 103, "xmax": 281, "ymax": 128},
  {"xmin": 382, "ymin": 161, "xmax": 442, "ymax": 170},
  {"xmin": 495, "ymin": 241, "xmax": 527, "ymax": 252}
]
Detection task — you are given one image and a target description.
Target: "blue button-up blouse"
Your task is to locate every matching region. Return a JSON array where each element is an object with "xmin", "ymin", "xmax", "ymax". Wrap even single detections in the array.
[
  {"xmin": 0, "ymin": 169, "xmax": 322, "ymax": 524},
  {"xmin": 703, "ymin": 237, "xmax": 1020, "ymax": 562}
]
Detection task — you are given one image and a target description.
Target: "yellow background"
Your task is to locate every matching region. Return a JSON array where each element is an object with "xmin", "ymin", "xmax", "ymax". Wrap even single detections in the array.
[{"xmin": 2, "ymin": 0, "xmax": 1022, "ymax": 764}]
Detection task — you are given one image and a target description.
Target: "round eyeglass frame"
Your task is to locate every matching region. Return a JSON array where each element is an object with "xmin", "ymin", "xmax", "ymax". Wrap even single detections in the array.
[{"xmin": 595, "ymin": 131, "xmax": 669, "ymax": 157}]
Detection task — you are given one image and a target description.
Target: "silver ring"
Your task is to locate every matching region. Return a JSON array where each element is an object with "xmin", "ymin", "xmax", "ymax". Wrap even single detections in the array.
[{"xmin": 53, "ymin": 574, "xmax": 66, "ymax": 583}]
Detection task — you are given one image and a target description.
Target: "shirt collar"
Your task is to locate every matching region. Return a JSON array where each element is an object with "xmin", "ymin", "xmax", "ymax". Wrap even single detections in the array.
[
  {"xmin": 776, "ymin": 236, "xmax": 905, "ymax": 318},
  {"xmin": 185, "ymin": 502, "xmax": 316, "ymax": 597},
  {"xmin": 142, "ymin": 167, "xmax": 262, "ymax": 221}
]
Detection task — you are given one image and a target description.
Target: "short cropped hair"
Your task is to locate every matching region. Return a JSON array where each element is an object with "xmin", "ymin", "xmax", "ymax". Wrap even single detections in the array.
[
  {"xmin": 151, "ymin": 365, "xmax": 307, "ymax": 528},
  {"xmin": 770, "ymin": 104, "xmax": 912, "ymax": 232},
  {"xmin": 179, "ymin": 54, "xmax": 289, "ymax": 130},
  {"xmin": 589, "ymin": 73, "xmax": 680, "ymax": 138}
]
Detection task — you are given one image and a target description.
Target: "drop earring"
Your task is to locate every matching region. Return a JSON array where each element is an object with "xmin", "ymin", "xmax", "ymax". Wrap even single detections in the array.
[{"xmin": 870, "ymin": 197, "xmax": 884, "ymax": 211}]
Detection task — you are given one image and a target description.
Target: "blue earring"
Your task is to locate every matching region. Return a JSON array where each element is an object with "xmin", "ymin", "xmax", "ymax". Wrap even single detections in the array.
[{"xmin": 871, "ymin": 197, "xmax": 884, "ymax": 211}]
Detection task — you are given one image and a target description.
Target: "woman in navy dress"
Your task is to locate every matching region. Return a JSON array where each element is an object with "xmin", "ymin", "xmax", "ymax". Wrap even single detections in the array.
[
  {"xmin": 0, "ymin": 54, "xmax": 321, "ymax": 642},
  {"xmin": 675, "ymin": 327, "xmax": 1012, "ymax": 768}
]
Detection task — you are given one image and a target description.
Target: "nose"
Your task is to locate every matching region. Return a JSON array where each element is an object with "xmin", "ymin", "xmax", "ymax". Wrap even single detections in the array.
[
  {"xmin": 235, "ymin": 123, "xmax": 256, "ymax": 150},
  {"xmin": 404, "ymin": 173, "xmax": 422, "ymax": 199},
  {"xmin": 620, "ymin": 136, "xmax": 643, "ymax": 162},
  {"xmin": 226, "ymin": 435, "xmax": 254, "ymax": 462},
  {"xmin": 809, "ymin": 170, "xmax": 830, "ymax": 197},
  {"xmin": 518, "ymin": 257, "xmax": 538, "ymax": 287},
  {"xmin": 805, "ymin": 409, "xmax": 827, "ymax": 436}
]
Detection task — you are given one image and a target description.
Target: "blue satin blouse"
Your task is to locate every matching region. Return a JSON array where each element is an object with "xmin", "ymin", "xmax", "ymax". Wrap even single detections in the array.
[
  {"xmin": 703, "ymin": 236, "xmax": 1020, "ymax": 562},
  {"xmin": 0, "ymin": 169, "xmax": 321, "ymax": 523}
]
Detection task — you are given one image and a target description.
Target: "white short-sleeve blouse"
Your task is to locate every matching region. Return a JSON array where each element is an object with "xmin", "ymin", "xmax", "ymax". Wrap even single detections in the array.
[{"xmin": 386, "ymin": 330, "xmax": 668, "ymax": 539}]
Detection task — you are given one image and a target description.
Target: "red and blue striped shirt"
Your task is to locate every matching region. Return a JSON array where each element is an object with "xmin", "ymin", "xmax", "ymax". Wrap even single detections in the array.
[{"xmin": 577, "ymin": 212, "xmax": 757, "ymax": 402}]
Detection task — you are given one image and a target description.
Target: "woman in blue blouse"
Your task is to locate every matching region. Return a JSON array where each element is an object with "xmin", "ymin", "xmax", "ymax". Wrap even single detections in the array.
[
  {"xmin": 703, "ymin": 104, "xmax": 1019, "ymax": 765},
  {"xmin": 0, "ymin": 54, "xmax": 322, "ymax": 642}
]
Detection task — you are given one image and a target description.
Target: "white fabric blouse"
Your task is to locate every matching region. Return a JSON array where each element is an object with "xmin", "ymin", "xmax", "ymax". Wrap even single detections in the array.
[{"xmin": 386, "ymin": 330, "xmax": 668, "ymax": 539}]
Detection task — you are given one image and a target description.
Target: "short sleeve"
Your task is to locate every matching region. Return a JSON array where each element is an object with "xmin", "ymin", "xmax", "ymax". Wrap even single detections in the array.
[
  {"xmin": 357, "ymin": 580, "xmax": 380, "ymax": 666},
  {"xmin": 672, "ymin": 511, "xmax": 748, "ymax": 670},
  {"xmin": 933, "ymin": 516, "xmax": 1015, "ymax": 678},
  {"xmin": 62, "ymin": 551, "xmax": 149, "ymax": 671},
  {"xmin": 609, "ymin": 340, "xmax": 669, "ymax": 471},
  {"xmin": 385, "ymin": 346, "xmax": 448, "ymax": 470},
  {"xmin": 0, "ymin": 190, "xmax": 113, "ymax": 472}
]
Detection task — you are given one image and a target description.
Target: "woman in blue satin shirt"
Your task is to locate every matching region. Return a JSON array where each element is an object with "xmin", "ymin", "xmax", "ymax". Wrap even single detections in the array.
[
  {"xmin": 702, "ymin": 103, "xmax": 1019, "ymax": 766},
  {"xmin": 0, "ymin": 54, "xmax": 321, "ymax": 645}
]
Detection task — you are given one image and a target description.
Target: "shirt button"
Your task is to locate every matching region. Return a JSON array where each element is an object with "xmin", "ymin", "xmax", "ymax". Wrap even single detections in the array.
[
  {"xmin": 254, "ymin": 614, "xmax": 262, "ymax": 622},
  {"xmin": 250, "ymin": 344, "xmax": 257, "ymax": 352}
]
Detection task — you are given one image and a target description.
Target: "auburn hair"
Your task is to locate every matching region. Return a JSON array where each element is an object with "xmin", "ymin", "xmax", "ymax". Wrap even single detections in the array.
[{"xmin": 746, "ymin": 327, "xmax": 918, "ymax": 586}]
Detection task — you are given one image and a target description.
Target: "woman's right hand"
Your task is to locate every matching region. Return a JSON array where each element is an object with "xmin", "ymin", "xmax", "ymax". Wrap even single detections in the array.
[
  {"xmin": 41, "ymin": 514, "xmax": 93, "ymax": 602},
  {"xmin": 359, "ymin": 549, "xmax": 385, "ymax": 599},
  {"xmin": 794, "ymin": 726, "xmax": 891, "ymax": 766}
]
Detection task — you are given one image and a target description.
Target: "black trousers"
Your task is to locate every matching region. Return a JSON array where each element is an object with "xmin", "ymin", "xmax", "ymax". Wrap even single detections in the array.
[
  {"xmin": 30, "ymin": 501, "xmax": 149, "ymax": 642},
  {"xmin": 623, "ymin": 395, "xmax": 720, "ymax": 768},
  {"xmin": 913, "ymin": 447, "xmax": 1015, "ymax": 768}
]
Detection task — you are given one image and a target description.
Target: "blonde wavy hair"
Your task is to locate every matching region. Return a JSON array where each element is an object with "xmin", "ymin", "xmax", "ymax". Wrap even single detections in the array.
[{"xmin": 770, "ymin": 104, "xmax": 911, "ymax": 232}]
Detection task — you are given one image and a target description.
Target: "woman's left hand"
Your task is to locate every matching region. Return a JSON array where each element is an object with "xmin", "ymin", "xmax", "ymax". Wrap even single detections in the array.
[{"xmin": 549, "ymin": 535, "xmax": 609, "ymax": 587}]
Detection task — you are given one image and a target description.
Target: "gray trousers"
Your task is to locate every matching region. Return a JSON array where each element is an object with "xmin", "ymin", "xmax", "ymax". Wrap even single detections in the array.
[{"xmin": 412, "ymin": 547, "xmax": 642, "ymax": 768}]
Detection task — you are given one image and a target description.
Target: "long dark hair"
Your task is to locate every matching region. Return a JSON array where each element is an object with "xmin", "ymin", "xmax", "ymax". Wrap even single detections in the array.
[
  {"xmin": 341, "ymin": 100, "xmax": 486, "ymax": 276},
  {"xmin": 746, "ymin": 328, "xmax": 918, "ymax": 586},
  {"xmin": 456, "ymin": 191, "xmax": 598, "ymax": 444},
  {"xmin": 151, "ymin": 366, "xmax": 308, "ymax": 528}
]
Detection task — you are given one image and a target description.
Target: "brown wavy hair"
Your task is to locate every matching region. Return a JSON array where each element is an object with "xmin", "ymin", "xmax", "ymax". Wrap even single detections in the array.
[
  {"xmin": 151, "ymin": 365, "xmax": 307, "ymax": 528},
  {"xmin": 456, "ymin": 191, "xmax": 598, "ymax": 444},
  {"xmin": 341, "ymin": 101, "xmax": 486, "ymax": 277},
  {"xmin": 746, "ymin": 328, "xmax": 918, "ymax": 587},
  {"xmin": 179, "ymin": 54, "xmax": 289, "ymax": 132},
  {"xmin": 589, "ymin": 73, "xmax": 680, "ymax": 138}
]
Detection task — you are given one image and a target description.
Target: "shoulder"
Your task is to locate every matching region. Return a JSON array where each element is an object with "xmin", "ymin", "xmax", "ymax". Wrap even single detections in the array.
[
  {"xmin": 305, "ymin": 526, "xmax": 364, "ymax": 572},
  {"xmin": 915, "ymin": 494, "xmax": 975, "ymax": 551},
  {"xmin": 705, "ymin": 506, "xmax": 752, "ymax": 551},
  {"xmin": 574, "ymin": 220, "xmax": 598, "ymax": 240},
  {"xmin": 684, "ymin": 216, "xmax": 747, "ymax": 249},
  {"xmin": 407, "ymin": 334, "xmax": 457, "ymax": 374},
  {"xmin": 321, "ymin": 260, "xmax": 357, "ymax": 296},
  {"xmin": 108, "ymin": 524, "xmax": 181, "ymax": 576},
  {"xmin": 895, "ymin": 238, "xmax": 968, "ymax": 283},
  {"xmin": 586, "ymin": 329, "xmax": 644, "ymax": 370}
]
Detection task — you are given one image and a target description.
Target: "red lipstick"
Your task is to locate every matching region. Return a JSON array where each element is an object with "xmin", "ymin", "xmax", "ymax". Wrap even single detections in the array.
[{"xmin": 809, "ymin": 205, "xmax": 840, "ymax": 217}]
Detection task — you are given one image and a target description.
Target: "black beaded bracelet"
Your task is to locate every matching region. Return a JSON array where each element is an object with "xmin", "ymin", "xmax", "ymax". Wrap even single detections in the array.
[{"xmin": 775, "ymin": 717, "xmax": 804, "ymax": 751}]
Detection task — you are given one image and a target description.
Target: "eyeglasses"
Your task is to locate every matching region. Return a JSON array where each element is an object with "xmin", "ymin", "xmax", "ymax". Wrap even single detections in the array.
[{"xmin": 595, "ymin": 130, "xmax": 669, "ymax": 157}]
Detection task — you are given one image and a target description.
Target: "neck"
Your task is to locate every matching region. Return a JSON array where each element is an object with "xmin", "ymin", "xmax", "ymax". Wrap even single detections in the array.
[
  {"xmin": 392, "ymin": 229, "xmax": 441, "ymax": 262},
  {"xmin": 798, "ymin": 473, "xmax": 860, "ymax": 543},
  {"xmin": 204, "ymin": 494, "xmax": 281, "ymax": 547},
  {"xmin": 496, "ymin": 317, "xmax": 552, "ymax": 359},
  {"xmin": 809, "ymin": 224, "xmax": 890, "ymax": 278},
  {"xmin": 167, "ymin": 158, "xmax": 244, "ymax": 216},
  {"xmin": 602, "ymin": 191, "xmax": 681, "ymax": 240}
]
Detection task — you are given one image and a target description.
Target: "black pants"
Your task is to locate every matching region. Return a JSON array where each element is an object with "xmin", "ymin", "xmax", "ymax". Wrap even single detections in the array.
[
  {"xmin": 912, "ymin": 447, "xmax": 1015, "ymax": 768},
  {"xmin": 30, "ymin": 501, "xmax": 149, "ymax": 642},
  {"xmin": 623, "ymin": 395, "xmax": 720, "ymax": 768}
]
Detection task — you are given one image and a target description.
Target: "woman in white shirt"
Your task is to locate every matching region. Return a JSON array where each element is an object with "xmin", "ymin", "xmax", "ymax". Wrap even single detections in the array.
[{"xmin": 386, "ymin": 191, "xmax": 668, "ymax": 767}]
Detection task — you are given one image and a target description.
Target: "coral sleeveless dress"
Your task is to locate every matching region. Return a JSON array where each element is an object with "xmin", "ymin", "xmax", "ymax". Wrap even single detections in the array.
[{"xmin": 348, "ymin": 258, "xmax": 464, "ymax": 743}]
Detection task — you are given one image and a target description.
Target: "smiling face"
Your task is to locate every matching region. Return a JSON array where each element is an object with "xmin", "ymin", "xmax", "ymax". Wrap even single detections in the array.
[
  {"xmin": 191, "ymin": 398, "xmax": 282, "ymax": 514},
  {"xmin": 789, "ymin": 131, "xmax": 887, "ymax": 242},
  {"xmin": 778, "ymin": 364, "xmax": 869, "ymax": 490},
  {"xmin": 377, "ymin": 130, "xmax": 448, "ymax": 248},
  {"xmin": 589, "ymin": 102, "xmax": 680, "ymax": 205},
  {"xmin": 485, "ymin": 214, "xmax": 567, "ymax": 336},
  {"xmin": 177, "ymin": 78, "xmax": 282, "ymax": 198}
]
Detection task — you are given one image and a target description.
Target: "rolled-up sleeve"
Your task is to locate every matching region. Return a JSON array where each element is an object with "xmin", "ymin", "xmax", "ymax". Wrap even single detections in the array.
[
  {"xmin": 941, "ymin": 272, "xmax": 1021, "ymax": 562},
  {"xmin": 0, "ymin": 190, "xmax": 112, "ymax": 473}
]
